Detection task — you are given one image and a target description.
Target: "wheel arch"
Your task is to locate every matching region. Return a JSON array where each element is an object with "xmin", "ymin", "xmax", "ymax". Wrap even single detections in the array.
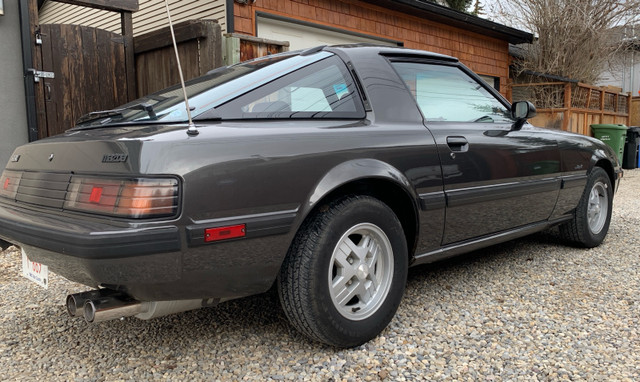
[
  {"xmin": 293, "ymin": 159, "xmax": 420, "ymax": 258},
  {"xmin": 593, "ymin": 158, "xmax": 615, "ymax": 190}
]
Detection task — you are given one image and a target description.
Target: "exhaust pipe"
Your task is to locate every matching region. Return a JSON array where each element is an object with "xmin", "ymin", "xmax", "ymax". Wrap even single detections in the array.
[
  {"xmin": 67, "ymin": 289, "xmax": 212, "ymax": 323},
  {"xmin": 84, "ymin": 295, "xmax": 147, "ymax": 323},
  {"xmin": 66, "ymin": 289, "xmax": 121, "ymax": 317}
]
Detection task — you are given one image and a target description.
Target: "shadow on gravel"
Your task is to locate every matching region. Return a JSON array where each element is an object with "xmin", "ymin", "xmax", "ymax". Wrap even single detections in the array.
[
  {"xmin": 407, "ymin": 228, "xmax": 565, "ymax": 283},
  {"xmin": 120, "ymin": 229, "xmax": 565, "ymax": 348},
  {"xmin": 17, "ymin": 228, "xmax": 570, "ymax": 356}
]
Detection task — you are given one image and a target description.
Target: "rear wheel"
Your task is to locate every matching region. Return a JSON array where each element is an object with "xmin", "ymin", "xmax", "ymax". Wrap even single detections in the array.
[
  {"xmin": 560, "ymin": 167, "xmax": 613, "ymax": 248},
  {"xmin": 277, "ymin": 195, "xmax": 408, "ymax": 348}
]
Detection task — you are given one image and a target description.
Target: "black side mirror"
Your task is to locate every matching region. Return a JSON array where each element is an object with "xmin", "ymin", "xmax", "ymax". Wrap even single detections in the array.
[{"xmin": 510, "ymin": 101, "xmax": 536, "ymax": 131}]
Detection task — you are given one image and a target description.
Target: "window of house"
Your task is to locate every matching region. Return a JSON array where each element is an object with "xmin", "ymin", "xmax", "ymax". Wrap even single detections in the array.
[
  {"xmin": 391, "ymin": 62, "xmax": 513, "ymax": 124},
  {"xmin": 478, "ymin": 74, "xmax": 500, "ymax": 91}
]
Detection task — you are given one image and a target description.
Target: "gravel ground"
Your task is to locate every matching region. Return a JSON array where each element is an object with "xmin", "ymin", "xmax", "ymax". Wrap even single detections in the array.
[{"xmin": 1, "ymin": 169, "xmax": 639, "ymax": 381}]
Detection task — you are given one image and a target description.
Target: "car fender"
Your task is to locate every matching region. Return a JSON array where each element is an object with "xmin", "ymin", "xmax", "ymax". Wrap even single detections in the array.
[
  {"xmin": 583, "ymin": 136, "xmax": 621, "ymax": 186},
  {"xmin": 293, "ymin": 158, "xmax": 420, "ymax": 233}
]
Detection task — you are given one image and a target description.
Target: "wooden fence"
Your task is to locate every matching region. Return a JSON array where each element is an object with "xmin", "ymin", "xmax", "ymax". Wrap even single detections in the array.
[
  {"xmin": 133, "ymin": 20, "xmax": 222, "ymax": 97},
  {"xmin": 133, "ymin": 25, "xmax": 289, "ymax": 97},
  {"xmin": 512, "ymin": 82, "xmax": 631, "ymax": 136},
  {"xmin": 632, "ymin": 97, "xmax": 640, "ymax": 126}
]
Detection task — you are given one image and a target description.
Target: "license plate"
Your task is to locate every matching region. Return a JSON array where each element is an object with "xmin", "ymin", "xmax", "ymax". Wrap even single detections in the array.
[{"xmin": 21, "ymin": 248, "xmax": 48, "ymax": 289}]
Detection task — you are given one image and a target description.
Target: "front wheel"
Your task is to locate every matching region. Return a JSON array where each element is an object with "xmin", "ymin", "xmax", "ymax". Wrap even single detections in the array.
[
  {"xmin": 560, "ymin": 167, "xmax": 613, "ymax": 248},
  {"xmin": 278, "ymin": 196, "xmax": 408, "ymax": 348}
]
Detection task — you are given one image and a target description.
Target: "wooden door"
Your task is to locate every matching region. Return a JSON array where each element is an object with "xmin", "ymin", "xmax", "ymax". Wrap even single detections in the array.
[{"xmin": 35, "ymin": 24, "xmax": 130, "ymax": 138}]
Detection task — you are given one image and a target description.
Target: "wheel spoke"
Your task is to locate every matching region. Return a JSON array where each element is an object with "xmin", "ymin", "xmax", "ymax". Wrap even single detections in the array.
[
  {"xmin": 338, "ymin": 238, "xmax": 366, "ymax": 261},
  {"xmin": 366, "ymin": 240, "xmax": 380, "ymax": 269},
  {"xmin": 333, "ymin": 246, "xmax": 352, "ymax": 270},
  {"xmin": 356, "ymin": 281, "xmax": 375, "ymax": 305},
  {"xmin": 332, "ymin": 280, "xmax": 358, "ymax": 306},
  {"xmin": 366, "ymin": 273, "xmax": 379, "ymax": 299},
  {"xmin": 589, "ymin": 189, "xmax": 599, "ymax": 205}
]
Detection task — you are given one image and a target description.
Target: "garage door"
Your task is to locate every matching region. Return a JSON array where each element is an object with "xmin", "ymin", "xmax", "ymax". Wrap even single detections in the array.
[{"xmin": 257, "ymin": 17, "xmax": 398, "ymax": 51}]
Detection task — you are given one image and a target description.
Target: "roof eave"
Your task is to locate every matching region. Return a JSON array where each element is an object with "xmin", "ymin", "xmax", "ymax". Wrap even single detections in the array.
[{"xmin": 368, "ymin": 0, "xmax": 533, "ymax": 45}]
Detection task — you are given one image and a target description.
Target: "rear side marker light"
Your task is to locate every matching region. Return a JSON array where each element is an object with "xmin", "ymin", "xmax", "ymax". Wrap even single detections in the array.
[
  {"xmin": 3, "ymin": 178, "xmax": 9, "ymax": 190},
  {"xmin": 205, "ymin": 224, "xmax": 246, "ymax": 242}
]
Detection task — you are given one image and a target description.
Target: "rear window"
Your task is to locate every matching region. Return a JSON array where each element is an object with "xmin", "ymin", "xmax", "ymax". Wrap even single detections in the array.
[
  {"xmin": 76, "ymin": 51, "xmax": 361, "ymax": 127},
  {"xmin": 202, "ymin": 55, "xmax": 365, "ymax": 120}
]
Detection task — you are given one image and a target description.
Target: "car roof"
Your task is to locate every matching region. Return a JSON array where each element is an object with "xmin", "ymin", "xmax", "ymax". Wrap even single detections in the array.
[{"xmin": 324, "ymin": 43, "xmax": 459, "ymax": 62}]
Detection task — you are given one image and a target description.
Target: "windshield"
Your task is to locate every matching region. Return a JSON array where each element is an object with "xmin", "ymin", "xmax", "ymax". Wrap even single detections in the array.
[{"xmin": 75, "ymin": 51, "xmax": 334, "ymax": 127}]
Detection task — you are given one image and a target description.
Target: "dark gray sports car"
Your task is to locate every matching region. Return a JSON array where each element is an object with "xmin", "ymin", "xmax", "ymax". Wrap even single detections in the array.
[{"xmin": 0, "ymin": 45, "xmax": 621, "ymax": 347}]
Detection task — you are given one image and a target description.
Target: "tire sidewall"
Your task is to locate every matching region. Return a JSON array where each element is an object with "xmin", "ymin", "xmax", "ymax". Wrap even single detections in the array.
[{"xmin": 308, "ymin": 197, "xmax": 408, "ymax": 346}]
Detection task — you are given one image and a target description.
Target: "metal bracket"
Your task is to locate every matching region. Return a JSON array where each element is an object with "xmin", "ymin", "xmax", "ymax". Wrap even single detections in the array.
[
  {"xmin": 27, "ymin": 69, "xmax": 55, "ymax": 83},
  {"xmin": 34, "ymin": 26, "xmax": 43, "ymax": 45}
]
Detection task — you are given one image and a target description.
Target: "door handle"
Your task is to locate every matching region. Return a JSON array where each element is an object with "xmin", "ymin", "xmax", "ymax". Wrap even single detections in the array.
[{"xmin": 447, "ymin": 136, "xmax": 469, "ymax": 152}]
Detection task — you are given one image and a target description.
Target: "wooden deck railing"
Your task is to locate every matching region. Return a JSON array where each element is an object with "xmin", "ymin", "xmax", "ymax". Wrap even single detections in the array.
[
  {"xmin": 632, "ymin": 96, "xmax": 640, "ymax": 126},
  {"xmin": 512, "ymin": 82, "xmax": 632, "ymax": 136}
]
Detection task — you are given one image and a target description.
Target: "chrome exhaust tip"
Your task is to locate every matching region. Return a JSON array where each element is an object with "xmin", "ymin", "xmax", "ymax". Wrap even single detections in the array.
[
  {"xmin": 83, "ymin": 295, "xmax": 147, "ymax": 323},
  {"xmin": 66, "ymin": 289, "xmax": 120, "ymax": 317}
]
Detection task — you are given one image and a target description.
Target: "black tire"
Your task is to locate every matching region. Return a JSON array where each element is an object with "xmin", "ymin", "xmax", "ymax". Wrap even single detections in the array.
[
  {"xmin": 277, "ymin": 195, "xmax": 408, "ymax": 348},
  {"xmin": 559, "ymin": 167, "xmax": 613, "ymax": 248}
]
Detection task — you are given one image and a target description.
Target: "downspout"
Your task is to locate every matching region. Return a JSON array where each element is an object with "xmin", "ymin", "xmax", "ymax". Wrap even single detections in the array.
[
  {"xmin": 18, "ymin": 1, "xmax": 38, "ymax": 142},
  {"xmin": 226, "ymin": 0, "xmax": 234, "ymax": 33}
]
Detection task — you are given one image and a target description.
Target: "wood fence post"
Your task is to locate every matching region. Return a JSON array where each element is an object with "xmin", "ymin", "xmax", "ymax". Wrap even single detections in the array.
[
  {"xmin": 599, "ymin": 89, "xmax": 605, "ymax": 130},
  {"xmin": 121, "ymin": 11, "xmax": 136, "ymax": 102},
  {"xmin": 563, "ymin": 82, "xmax": 571, "ymax": 132},
  {"xmin": 628, "ymin": 92, "xmax": 632, "ymax": 126},
  {"xmin": 199, "ymin": 21, "xmax": 222, "ymax": 72}
]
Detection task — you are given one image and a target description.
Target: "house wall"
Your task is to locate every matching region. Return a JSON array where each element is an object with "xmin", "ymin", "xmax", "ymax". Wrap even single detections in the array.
[
  {"xmin": 0, "ymin": 1, "xmax": 29, "ymax": 170},
  {"xmin": 598, "ymin": 57, "xmax": 640, "ymax": 96},
  {"xmin": 39, "ymin": 0, "xmax": 226, "ymax": 36},
  {"xmin": 233, "ymin": 0, "xmax": 510, "ymax": 96}
]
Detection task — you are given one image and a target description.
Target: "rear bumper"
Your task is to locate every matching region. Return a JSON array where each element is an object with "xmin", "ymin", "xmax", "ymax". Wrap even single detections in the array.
[
  {"xmin": 0, "ymin": 214, "xmax": 180, "ymax": 259},
  {"xmin": 0, "ymin": 202, "xmax": 291, "ymax": 301}
]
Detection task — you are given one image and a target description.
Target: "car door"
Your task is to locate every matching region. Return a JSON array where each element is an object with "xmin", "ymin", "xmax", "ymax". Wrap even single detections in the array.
[{"xmin": 390, "ymin": 61, "xmax": 561, "ymax": 244}]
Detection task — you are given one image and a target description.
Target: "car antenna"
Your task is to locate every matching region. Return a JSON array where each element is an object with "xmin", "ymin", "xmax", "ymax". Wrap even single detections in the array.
[{"xmin": 163, "ymin": 0, "xmax": 198, "ymax": 136}]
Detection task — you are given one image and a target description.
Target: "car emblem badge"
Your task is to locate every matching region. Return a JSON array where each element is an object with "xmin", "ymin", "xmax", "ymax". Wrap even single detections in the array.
[
  {"xmin": 10, "ymin": 154, "xmax": 20, "ymax": 163},
  {"xmin": 102, "ymin": 154, "xmax": 128, "ymax": 163},
  {"xmin": 48, "ymin": 154, "xmax": 54, "ymax": 162}
]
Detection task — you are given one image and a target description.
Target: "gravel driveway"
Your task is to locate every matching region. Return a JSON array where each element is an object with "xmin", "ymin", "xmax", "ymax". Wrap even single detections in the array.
[{"xmin": 1, "ymin": 170, "xmax": 639, "ymax": 381}]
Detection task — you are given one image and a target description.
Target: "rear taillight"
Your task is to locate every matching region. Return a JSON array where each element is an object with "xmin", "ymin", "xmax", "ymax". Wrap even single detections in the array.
[
  {"xmin": 0, "ymin": 170, "xmax": 22, "ymax": 199},
  {"xmin": 64, "ymin": 176, "xmax": 179, "ymax": 218}
]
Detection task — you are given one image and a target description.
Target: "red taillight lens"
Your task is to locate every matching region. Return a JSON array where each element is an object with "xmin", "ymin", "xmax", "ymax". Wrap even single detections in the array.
[
  {"xmin": 0, "ymin": 170, "xmax": 22, "ymax": 199},
  {"xmin": 64, "ymin": 177, "xmax": 179, "ymax": 218}
]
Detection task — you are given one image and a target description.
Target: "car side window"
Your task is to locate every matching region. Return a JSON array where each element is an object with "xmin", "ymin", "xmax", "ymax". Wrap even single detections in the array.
[
  {"xmin": 216, "ymin": 55, "xmax": 365, "ymax": 119},
  {"xmin": 391, "ymin": 62, "xmax": 513, "ymax": 124}
]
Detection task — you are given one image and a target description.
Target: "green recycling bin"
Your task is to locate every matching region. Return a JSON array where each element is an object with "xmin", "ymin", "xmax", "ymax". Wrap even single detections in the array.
[{"xmin": 591, "ymin": 124, "xmax": 627, "ymax": 164}]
